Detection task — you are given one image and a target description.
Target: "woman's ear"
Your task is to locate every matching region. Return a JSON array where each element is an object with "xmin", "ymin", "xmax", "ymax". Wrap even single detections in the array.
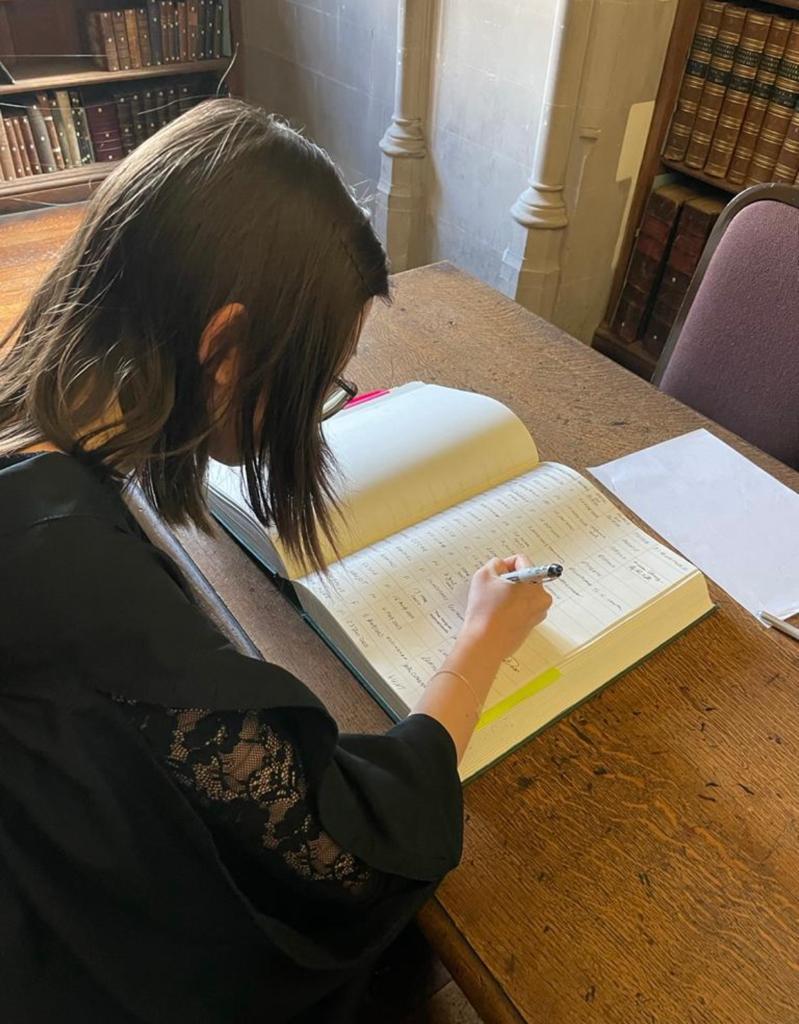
[{"xmin": 198, "ymin": 303, "xmax": 247, "ymax": 388}]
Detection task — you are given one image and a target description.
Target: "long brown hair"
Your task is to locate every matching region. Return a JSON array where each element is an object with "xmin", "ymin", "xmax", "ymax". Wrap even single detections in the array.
[{"xmin": 0, "ymin": 99, "xmax": 390, "ymax": 570}]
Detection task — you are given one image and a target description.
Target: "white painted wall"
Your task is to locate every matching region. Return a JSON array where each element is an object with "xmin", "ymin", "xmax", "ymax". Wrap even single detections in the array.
[
  {"xmin": 241, "ymin": 0, "xmax": 676, "ymax": 343},
  {"xmin": 422, "ymin": 0, "xmax": 558, "ymax": 289},
  {"xmin": 240, "ymin": 0, "xmax": 397, "ymax": 200}
]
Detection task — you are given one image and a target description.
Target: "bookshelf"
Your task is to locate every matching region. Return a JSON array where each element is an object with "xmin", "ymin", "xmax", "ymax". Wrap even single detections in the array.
[
  {"xmin": 0, "ymin": 0, "xmax": 241, "ymax": 214},
  {"xmin": 591, "ymin": 0, "xmax": 799, "ymax": 380}
]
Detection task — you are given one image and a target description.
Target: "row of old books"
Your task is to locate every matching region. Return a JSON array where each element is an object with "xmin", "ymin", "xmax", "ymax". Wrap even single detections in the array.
[
  {"xmin": 0, "ymin": 75, "xmax": 212, "ymax": 180},
  {"xmin": 611, "ymin": 183, "xmax": 726, "ymax": 356},
  {"xmin": 87, "ymin": 1, "xmax": 229, "ymax": 71},
  {"xmin": 663, "ymin": 1, "xmax": 799, "ymax": 187}
]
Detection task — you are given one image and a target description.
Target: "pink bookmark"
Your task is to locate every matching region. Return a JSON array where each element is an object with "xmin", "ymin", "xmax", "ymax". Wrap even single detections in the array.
[{"xmin": 344, "ymin": 388, "xmax": 390, "ymax": 409}]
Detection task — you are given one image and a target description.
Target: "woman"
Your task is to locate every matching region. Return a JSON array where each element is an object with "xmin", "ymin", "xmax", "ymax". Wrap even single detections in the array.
[{"xmin": 0, "ymin": 99, "xmax": 550, "ymax": 1022}]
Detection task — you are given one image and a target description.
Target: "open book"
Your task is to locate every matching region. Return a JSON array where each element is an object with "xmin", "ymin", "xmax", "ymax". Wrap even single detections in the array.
[{"xmin": 207, "ymin": 384, "xmax": 713, "ymax": 780}]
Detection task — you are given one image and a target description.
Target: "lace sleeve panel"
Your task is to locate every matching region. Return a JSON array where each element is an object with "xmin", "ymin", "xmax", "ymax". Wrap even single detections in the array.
[{"xmin": 113, "ymin": 699, "xmax": 381, "ymax": 902}]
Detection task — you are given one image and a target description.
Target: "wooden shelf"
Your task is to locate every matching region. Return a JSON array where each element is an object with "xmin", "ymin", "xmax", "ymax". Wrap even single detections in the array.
[
  {"xmin": 592, "ymin": 324, "xmax": 658, "ymax": 382},
  {"xmin": 0, "ymin": 58, "xmax": 228, "ymax": 96},
  {"xmin": 0, "ymin": 161, "xmax": 112, "ymax": 197},
  {"xmin": 660, "ymin": 157, "xmax": 743, "ymax": 195}
]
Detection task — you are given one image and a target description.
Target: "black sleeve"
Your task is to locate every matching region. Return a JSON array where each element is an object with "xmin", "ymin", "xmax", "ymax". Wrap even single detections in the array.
[{"xmin": 10, "ymin": 514, "xmax": 464, "ymax": 884}]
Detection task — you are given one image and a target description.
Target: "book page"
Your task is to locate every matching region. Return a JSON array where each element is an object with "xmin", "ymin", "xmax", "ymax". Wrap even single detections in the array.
[
  {"xmin": 208, "ymin": 384, "xmax": 539, "ymax": 578},
  {"xmin": 298, "ymin": 463, "xmax": 699, "ymax": 713}
]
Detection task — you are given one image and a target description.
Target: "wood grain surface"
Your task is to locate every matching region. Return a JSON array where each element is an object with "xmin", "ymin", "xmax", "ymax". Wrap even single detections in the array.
[{"xmin": 2, "ymin": 205, "xmax": 798, "ymax": 1024}]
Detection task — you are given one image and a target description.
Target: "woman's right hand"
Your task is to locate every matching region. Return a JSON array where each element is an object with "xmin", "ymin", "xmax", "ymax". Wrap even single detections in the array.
[{"xmin": 460, "ymin": 555, "xmax": 552, "ymax": 667}]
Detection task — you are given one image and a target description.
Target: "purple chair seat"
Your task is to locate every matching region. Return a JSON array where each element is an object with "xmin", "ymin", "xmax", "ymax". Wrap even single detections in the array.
[{"xmin": 655, "ymin": 188, "xmax": 799, "ymax": 469}]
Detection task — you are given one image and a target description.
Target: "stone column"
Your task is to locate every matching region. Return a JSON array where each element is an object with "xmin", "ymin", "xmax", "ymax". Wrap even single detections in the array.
[
  {"xmin": 374, "ymin": 0, "xmax": 434, "ymax": 272},
  {"xmin": 498, "ymin": 0, "xmax": 594, "ymax": 318}
]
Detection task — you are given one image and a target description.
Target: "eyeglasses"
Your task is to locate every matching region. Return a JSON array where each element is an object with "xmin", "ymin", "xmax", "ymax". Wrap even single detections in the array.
[{"xmin": 321, "ymin": 376, "xmax": 358, "ymax": 420}]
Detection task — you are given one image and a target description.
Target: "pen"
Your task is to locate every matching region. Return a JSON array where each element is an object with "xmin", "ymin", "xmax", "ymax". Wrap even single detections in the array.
[
  {"xmin": 760, "ymin": 610, "xmax": 799, "ymax": 642},
  {"xmin": 501, "ymin": 563, "xmax": 563, "ymax": 584}
]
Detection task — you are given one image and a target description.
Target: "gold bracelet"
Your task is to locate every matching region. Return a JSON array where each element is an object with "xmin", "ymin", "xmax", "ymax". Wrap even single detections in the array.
[{"xmin": 430, "ymin": 669, "xmax": 483, "ymax": 713}]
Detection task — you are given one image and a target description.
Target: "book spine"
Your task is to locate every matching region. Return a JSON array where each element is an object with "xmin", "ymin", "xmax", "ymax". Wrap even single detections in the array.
[
  {"xmin": 10, "ymin": 118, "xmax": 33, "ymax": 177},
  {"xmin": 178, "ymin": 81, "xmax": 192, "ymax": 115},
  {"xmin": 173, "ymin": 2, "xmax": 181, "ymax": 64},
  {"xmin": 50, "ymin": 98, "xmax": 75, "ymax": 169},
  {"xmin": 198, "ymin": 0, "xmax": 207, "ymax": 58},
  {"xmin": 19, "ymin": 117, "xmax": 42, "ymax": 175},
  {"xmin": 0, "ymin": 110, "xmax": 16, "ymax": 180},
  {"xmin": 5, "ymin": 116, "xmax": 26, "ymax": 177},
  {"xmin": 746, "ymin": 22, "xmax": 799, "ymax": 185},
  {"xmin": 705, "ymin": 10, "xmax": 772, "ymax": 179},
  {"xmin": 113, "ymin": 93, "xmax": 135, "ymax": 155},
  {"xmin": 129, "ymin": 91, "xmax": 147, "ymax": 144},
  {"xmin": 137, "ymin": 9, "xmax": 153, "ymax": 67},
  {"xmin": 165, "ymin": 84, "xmax": 179, "ymax": 122},
  {"xmin": 213, "ymin": 0, "xmax": 223, "ymax": 58},
  {"xmin": 204, "ymin": 1, "xmax": 217, "ymax": 60},
  {"xmin": 87, "ymin": 12, "xmax": 107, "ymax": 70},
  {"xmin": 610, "ymin": 187, "xmax": 693, "ymax": 343},
  {"xmin": 221, "ymin": 0, "xmax": 231, "ymax": 58},
  {"xmin": 772, "ymin": 99, "xmax": 799, "ymax": 182},
  {"xmin": 641, "ymin": 200, "xmax": 724, "ymax": 357},
  {"xmin": 727, "ymin": 16, "xmax": 792, "ymax": 185},
  {"xmin": 178, "ymin": 1, "xmax": 189, "ymax": 62},
  {"xmin": 146, "ymin": 1, "xmax": 164, "ymax": 65},
  {"xmin": 124, "ymin": 8, "xmax": 142, "ymax": 68},
  {"xmin": 188, "ymin": 1, "xmax": 199, "ymax": 60},
  {"xmin": 663, "ymin": 1, "xmax": 727, "ymax": 162},
  {"xmin": 54, "ymin": 90, "xmax": 83, "ymax": 167},
  {"xmin": 112, "ymin": 10, "xmax": 132, "ymax": 71},
  {"xmin": 684, "ymin": 4, "xmax": 748, "ymax": 170},
  {"xmin": 154, "ymin": 86, "xmax": 168, "ymax": 127},
  {"xmin": 143, "ymin": 89, "xmax": 159, "ymax": 138},
  {"xmin": 98, "ymin": 11, "xmax": 121, "ymax": 73},
  {"xmin": 35, "ymin": 93, "xmax": 65, "ymax": 170},
  {"xmin": 160, "ymin": 2, "xmax": 173, "ymax": 63},
  {"xmin": 26, "ymin": 101, "xmax": 57, "ymax": 173},
  {"xmin": 85, "ymin": 101, "xmax": 124, "ymax": 162},
  {"xmin": 68, "ymin": 90, "xmax": 96, "ymax": 165}
]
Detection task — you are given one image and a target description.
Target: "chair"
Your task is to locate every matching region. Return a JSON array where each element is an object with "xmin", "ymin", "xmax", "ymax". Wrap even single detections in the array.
[{"xmin": 653, "ymin": 183, "xmax": 799, "ymax": 469}]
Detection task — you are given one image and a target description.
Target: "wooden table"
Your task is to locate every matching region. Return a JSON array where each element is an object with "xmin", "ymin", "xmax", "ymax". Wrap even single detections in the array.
[{"xmin": 3, "ymin": 206, "xmax": 799, "ymax": 1024}]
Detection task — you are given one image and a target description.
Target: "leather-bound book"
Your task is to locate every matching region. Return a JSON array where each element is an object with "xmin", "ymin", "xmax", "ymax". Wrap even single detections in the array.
[
  {"xmin": 178, "ymin": 2, "xmax": 189, "ymax": 62},
  {"xmin": 684, "ymin": 4, "xmax": 748, "ymax": 169},
  {"xmin": 87, "ymin": 11, "xmax": 120, "ymax": 72},
  {"xmin": 772, "ymin": 98, "xmax": 799, "ymax": 182},
  {"xmin": 68, "ymin": 90, "xmax": 95, "ymax": 165},
  {"xmin": 746, "ymin": 21, "xmax": 799, "ymax": 184},
  {"xmin": 663, "ymin": 1, "xmax": 727, "ymax": 162},
  {"xmin": 146, "ymin": 1, "xmax": 164, "ymax": 65},
  {"xmin": 188, "ymin": 1, "xmax": 199, "ymax": 61},
  {"xmin": 35, "ymin": 92, "xmax": 65, "ymax": 170},
  {"xmin": 0, "ymin": 110, "xmax": 16, "ymax": 180},
  {"xmin": 642, "ymin": 195, "xmax": 725, "ymax": 358},
  {"xmin": 705, "ymin": 9, "xmax": 772, "ymax": 178},
  {"xmin": 4, "ymin": 115, "xmax": 26, "ymax": 177},
  {"xmin": 136, "ymin": 8, "xmax": 153, "ymax": 67},
  {"xmin": 165, "ymin": 84, "xmax": 179, "ymax": 122},
  {"xmin": 177, "ymin": 80, "xmax": 194, "ymax": 115},
  {"xmin": 114, "ymin": 92, "xmax": 137, "ymax": 154},
  {"xmin": 85, "ymin": 100, "xmax": 124, "ymax": 162},
  {"xmin": 19, "ymin": 116, "xmax": 42, "ymax": 174},
  {"xmin": 171, "ymin": 2, "xmax": 181, "ymax": 63},
  {"xmin": 727, "ymin": 15, "xmax": 792, "ymax": 184},
  {"xmin": 156, "ymin": 2, "xmax": 171, "ymax": 62},
  {"xmin": 49, "ymin": 94, "xmax": 76, "ymax": 168},
  {"xmin": 213, "ymin": 0, "xmax": 223, "ymax": 58},
  {"xmin": 125, "ymin": 8, "xmax": 143, "ymax": 68},
  {"xmin": 55, "ymin": 90, "xmax": 82, "ymax": 167},
  {"xmin": 205, "ymin": 1, "xmax": 217, "ymax": 60},
  {"xmin": 111, "ymin": 10, "xmax": 132, "ymax": 71},
  {"xmin": 610, "ymin": 183, "xmax": 697, "ymax": 344},
  {"xmin": 129, "ymin": 91, "xmax": 147, "ymax": 144},
  {"xmin": 142, "ymin": 88, "xmax": 159, "ymax": 138},
  {"xmin": 25, "ymin": 98, "xmax": 57, "ymax": 173},
  {"xmin": 154, "ymin": 85, "xmax": 168, "ymax": 128},
  {"xmin": 9, "ymin": 119, "xmax": 33, "ymax": 176}
]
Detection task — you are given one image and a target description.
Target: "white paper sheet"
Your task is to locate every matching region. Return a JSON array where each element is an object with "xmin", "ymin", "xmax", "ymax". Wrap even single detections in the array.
[{"xmin": 589, "ymin": 429, "xmax": 799, "ymax": 622}]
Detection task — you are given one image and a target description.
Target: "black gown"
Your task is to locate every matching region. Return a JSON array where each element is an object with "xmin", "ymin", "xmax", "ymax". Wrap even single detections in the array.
[{"xmin": 0, "ymin": 452, "xmax": 463, "ymax": 1023}]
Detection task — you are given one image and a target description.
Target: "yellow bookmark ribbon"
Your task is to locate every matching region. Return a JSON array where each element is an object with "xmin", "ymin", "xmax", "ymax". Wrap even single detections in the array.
[{"xmin": 476, "ymin": 667, "xmax": 562, "ymax": 731}]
